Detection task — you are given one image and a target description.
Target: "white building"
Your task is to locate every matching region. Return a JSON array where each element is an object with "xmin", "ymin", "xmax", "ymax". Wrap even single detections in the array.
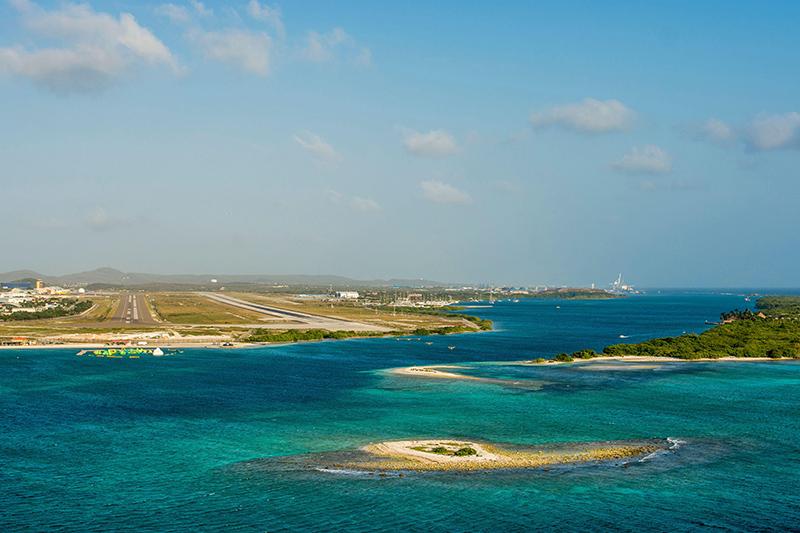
[{"xmin": 334, "ymin": 291, "xmax": 360, "ymax": 299}]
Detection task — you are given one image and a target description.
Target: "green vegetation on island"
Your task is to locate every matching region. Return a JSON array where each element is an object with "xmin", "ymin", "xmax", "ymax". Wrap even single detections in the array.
[
  {"xmin": 526, "ymin": 288, "xmax": 621, "ymax": 300},
  {"xmin": 553, "ymin": 295, "xmax": 800, "ymax": 361},
  {"xmin": 410, "ymin": 444, "xmax": 478, "ymax": 456}
]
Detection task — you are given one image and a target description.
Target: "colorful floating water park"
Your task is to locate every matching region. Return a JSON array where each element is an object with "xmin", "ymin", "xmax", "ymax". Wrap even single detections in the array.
[{"xmin": 76, "ymin": 347, "xmax": 178, "ymax": 358}]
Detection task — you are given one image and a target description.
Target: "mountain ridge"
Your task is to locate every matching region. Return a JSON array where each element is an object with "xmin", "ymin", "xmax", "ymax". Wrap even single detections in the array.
[{"xmin": 0, "ymin": 267, "xmax": 452, "ymax": 288}]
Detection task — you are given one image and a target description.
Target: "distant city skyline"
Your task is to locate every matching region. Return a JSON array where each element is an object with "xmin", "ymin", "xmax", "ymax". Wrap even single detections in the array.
[{"xmin": 2, "ymin": 1, "xmax": 799, "ymax": 287}]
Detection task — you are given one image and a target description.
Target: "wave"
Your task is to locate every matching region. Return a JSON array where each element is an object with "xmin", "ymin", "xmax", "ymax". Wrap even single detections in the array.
[
  {"xmin": 315, "ymin": 467, "xmax": 375, "ymax": 477},
  {"xmin": 637, "ymin": 437, "xmax": 686, "ymax": 462},
  {"xmin": 667, "ymin": 437, "xmax": 686, "ymax": 450}
]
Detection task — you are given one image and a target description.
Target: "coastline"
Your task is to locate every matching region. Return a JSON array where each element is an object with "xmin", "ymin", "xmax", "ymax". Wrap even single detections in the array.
[
  {"xmin": 515, "ymin": 355, "xmax": 799, "ymax": 364},
  {"xmin": 0, "ymin": 325, "xmax": 493, "ymax": 352}
]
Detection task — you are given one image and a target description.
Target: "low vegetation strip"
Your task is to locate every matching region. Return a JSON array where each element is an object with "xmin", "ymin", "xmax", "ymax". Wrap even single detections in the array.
[
  {"xmin": 244, "ymin": 322, "xmax": 490, "ymax": 343},
  {"xmin": 551, "ymin": 295, "xmax": 800, "ymax": 361}
]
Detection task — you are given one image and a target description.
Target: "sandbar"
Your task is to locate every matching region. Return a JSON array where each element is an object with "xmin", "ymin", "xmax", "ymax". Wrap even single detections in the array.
[
  {"xmin": 390, "ymin": 365, "xmax": 546, "ymax": 389},
  {"xmin": 350, "ymin": 438, "xmax": 663, "ymax": 472}
]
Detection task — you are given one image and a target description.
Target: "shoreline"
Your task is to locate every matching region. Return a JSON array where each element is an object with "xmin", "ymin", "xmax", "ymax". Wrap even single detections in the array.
[
  {"xmin": 514, "ymin": 355, "xmax": 799, "ymax": 364},
  {"xmin": 0, "ymin": 326, "xmax": 491, "ymax": 352}
]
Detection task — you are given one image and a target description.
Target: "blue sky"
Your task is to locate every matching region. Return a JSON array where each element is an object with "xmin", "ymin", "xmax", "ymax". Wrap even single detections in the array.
[{"xmin": 1, "ymin": 0, "xmax": 799, "ymax": 287}]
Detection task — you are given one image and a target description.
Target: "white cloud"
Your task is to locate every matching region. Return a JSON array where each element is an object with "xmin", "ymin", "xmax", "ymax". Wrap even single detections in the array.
[
  {"xmin": 530, "ymin": 98, "xmax": 635, "ymax": 133},
  {"xmin": 350, "ymin": 196, "xmax": 381, "ymax": 212},
  {"xmin": 247, "ymin": 1, "xmax": 284, "ymax": 37},
  {"xmin": 189, "ymin": 0, "xmax": 212, "ymax": 17},
  {"xmin": 613, "ymin": 145, "xmax": 672, "ymax": 175},
  {"xmin": 155, "ymin": 4, "xmax": 190, "ymax": 24},
  {"xmin": 190, "ymin": 29, "xmax": 271, "ymax": 75},
  {"xmin": 404, "ymin": 130, "xmax": 458, "ymax": 157},
  {"xmin": 302, "ymin": 27, "xmax": 371, "ymax": 66},
  {"xmin": 328, "ymin": 191, "xmax": 380, "ymax": 213},
  {"xmin": 0, "ymin": 46, "xmax": 123, "ymax": 92},
  {"xmin": 420, "ymin": 180, "xmax": 472, "ymax": 204},
  {"xmin": 293, "ymin": 131, "xmax": 341, "ymax": 162},
  {"xmin": 746, "ymin": 112, "xmax": 800, "ymax": 151},
  {"xmin": 0, "ymin": 0, "xmax": 179, "ymax": 92},
  {"xmin": 699, "ymin": 118, "xmax": 735, "ymax": 144},
  {"xmin": 85, "ymin": 207, "xmax": 125, "ymax": 231}
]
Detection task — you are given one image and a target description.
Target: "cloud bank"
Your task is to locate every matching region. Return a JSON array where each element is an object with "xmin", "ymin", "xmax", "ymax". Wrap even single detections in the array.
[
  {"xmin": 404, "ymin": 130, "xmax": 459, "ymax": 157},
  {"xmin": 302, "ymin": 27, "xmax": 371, "ymax": 66},
  {"xmin": 420, "ymin": 180, "xmax": 471, "ymax": 204},
  {"xmin": 189, "ymin": 29, "xmax": 271, "ymax": 75},
  {"xmin": 0, "ymin": 0, "xmax": 179, "ymax": 92},
  {"xmin": 746, "ymin": 112, "xmax": 800, "ymax": 151},
  {"xmin": 293, "ymin": 131, "xmax": 341, "ymax": 162},
  {"xmin": 530, "ymin": 98, "xmax": 634, "ymax": 133},
  {"xmin": 613, "ymin": 145, "xmax": 672, "ymax": 175}
]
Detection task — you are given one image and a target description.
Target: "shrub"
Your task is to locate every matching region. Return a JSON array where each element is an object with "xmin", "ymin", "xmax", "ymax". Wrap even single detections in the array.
[{"xmin": 453, "ymin": 447, "xmax": 477, "ymax": 456}]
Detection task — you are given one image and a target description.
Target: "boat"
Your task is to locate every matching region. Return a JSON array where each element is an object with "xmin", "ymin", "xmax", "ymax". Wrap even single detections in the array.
[
  {"xmin": 448, "ymin": 346, "xmax": 456, "ymax": 350},
  {"xmin": 152, "ymin": 347, "xmax": 164, "ymax": 356}
]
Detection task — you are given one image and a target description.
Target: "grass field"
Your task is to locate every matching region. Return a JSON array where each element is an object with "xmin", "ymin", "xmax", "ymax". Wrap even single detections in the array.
[
  {"xmin": 147, "ymin": 293, "xmax": 272, "ymax": 325},
  {"xmin": 227, "ymin": 292, "xmax": 472, "ymax": 330},
  {"xmin": 68, "ymin": 296, "xmax": 118, "ymax": 323}
]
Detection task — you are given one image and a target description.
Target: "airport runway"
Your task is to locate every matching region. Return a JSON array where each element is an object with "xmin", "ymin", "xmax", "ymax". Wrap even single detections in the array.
[
  {"xmin": 202, "ymin": 292, "xmax": 386, "ymax": 332},
  {"xmin": 113, "ymin": 292, "xmax": 156, "ymax": 326}
]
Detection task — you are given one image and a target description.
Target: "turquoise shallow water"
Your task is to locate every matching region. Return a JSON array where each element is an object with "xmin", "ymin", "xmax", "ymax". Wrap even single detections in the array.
[{"xmin": 2, "ymin": 292, "xmax": 800, "ymax": 531}]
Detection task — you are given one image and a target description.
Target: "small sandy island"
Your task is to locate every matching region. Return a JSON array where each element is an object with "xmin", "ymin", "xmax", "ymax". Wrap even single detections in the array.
[
  {"xmin": 392, "ymin": 365, "xmax": 480, "ymax": 380},
  {"xmin": 231, "ymin": 438, "xmax": 669, "ymax": 475},
  {"xmin": 351, "ymin": 438, "xmax": 662, "ymax": 472},
  {"xmin": 390, "ymin": 365, "xmax": 547, "ymax": 389}
]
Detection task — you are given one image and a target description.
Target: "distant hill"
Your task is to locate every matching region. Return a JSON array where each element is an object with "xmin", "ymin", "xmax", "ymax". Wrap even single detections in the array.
[{"xmin": 0, "ymin": 267, "xmax": 451, "ymax": 289}]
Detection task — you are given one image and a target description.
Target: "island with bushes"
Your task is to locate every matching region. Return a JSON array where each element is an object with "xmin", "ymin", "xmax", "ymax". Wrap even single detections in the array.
[
  {"xmin": 243, "ymin": 438, "xmax": 667, "ymax": 473},
  {"xmin": 547, "ymin": 295, "xmax": 800, "ymax": 361}
]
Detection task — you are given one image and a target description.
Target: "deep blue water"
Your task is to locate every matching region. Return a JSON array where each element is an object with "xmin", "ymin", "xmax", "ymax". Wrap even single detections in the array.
[{"xmin": 2, "ymin": 292, "xmax": 800, "ymax": 531}]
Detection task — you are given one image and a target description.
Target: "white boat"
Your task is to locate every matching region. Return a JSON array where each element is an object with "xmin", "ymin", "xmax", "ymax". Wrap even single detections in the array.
[{"xmin": 152, "ymin": 347, "xmax": 164, "ymax": 356}]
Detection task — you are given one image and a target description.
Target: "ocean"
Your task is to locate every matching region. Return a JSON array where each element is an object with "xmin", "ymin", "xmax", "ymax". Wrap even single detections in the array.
[{"xmin": 2, "ymin": 291, "xmax": 799, "ymax": 531}]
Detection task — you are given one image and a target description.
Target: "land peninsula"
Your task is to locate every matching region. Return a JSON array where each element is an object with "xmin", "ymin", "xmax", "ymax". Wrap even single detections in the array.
[
  {"xmin": 1, "ymin": 267, "xmax": 621, "ymax": 349},
  {"xmin": 0, "ymin": 289, "xmax": 491, "ymax": 349}
]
